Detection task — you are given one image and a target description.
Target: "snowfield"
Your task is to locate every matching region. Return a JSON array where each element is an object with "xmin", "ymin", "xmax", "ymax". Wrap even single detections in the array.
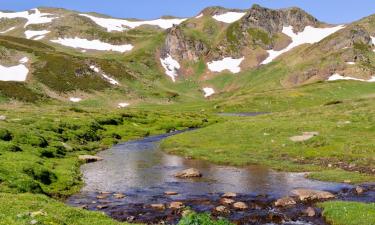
[
  {"xmin": 203, "ymin": 87, "xmax": 215, "ymax": 98},
  {"xmin": 195, "ymin": 13, "xmax": 203, "ymax": 19},
  {"xmin": 212, "ymin": 12, "xmax": 246, "ymax": 23},
  {"xmin": 90, "ymin": 65, "xmax": 119, "ymax": 85},
  {"xmin": 372, "ymin": 37, "xmax": 375, "ymax": 52},
  {"xmin": 160, "ymin": 54, "xmax": 180, "ymax": 82},
  {"xmin": 69, "ymin": 97, "xmax": 82, "ymax": 103},
  {"xmin": 118, "ymin": 103, "xmax": 130, "ymax": 108},
  {"xmin": 50, "ymin": 37, "xmax": 133, "ymax": 53},
  {"xmin": 25, "ymin": 30, "xmax": 50, "ymax": 40},
  {"xmin": 0, "ymin": 57, "xmax": 29, "ymax": 82},
  {"xmin": 0, "ymin": 27, "xmax": 15, "ymax": 34},
  {"xmin": 207, "ymin": 57, "xmax": 244, "ymax": 73},
  {"xmin": 79, "ymin": 14, "xmax": 186, "ymax": 32},
  {"xmin": 261, "ymin": 25, "xmax": 345, "ymax": 64},
  {"xmin": 0, "ymin": 8, "xmax": 56, "ymax": 27},
  {"xmin": 328, "ymin": 73, "xmax": 375, "ymax": 82}
]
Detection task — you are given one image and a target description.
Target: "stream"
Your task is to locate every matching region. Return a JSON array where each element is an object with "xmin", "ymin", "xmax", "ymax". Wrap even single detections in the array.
[{"xmin": 67, "ymin": 114, "xmax": 374, "ymax": 225}]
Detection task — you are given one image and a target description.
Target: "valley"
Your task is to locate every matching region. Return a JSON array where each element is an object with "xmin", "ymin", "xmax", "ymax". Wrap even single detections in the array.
[{"xmin": 0, "ymin": 3, "xmax": 374, "ymax": 225}]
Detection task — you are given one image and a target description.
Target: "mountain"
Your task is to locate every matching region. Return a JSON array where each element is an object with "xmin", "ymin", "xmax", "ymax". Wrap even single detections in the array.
[{"xmin": 0, "ymin": 5, "xmax": 374, "ymax": 106}]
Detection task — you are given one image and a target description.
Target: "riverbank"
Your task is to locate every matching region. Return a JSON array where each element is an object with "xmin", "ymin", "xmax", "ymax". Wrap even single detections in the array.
[
  {"xmin": 161, "ymin": 97, "xmax": 375, "ymax": 184},
  {"xmin": 0, "ymin": 104, "xmax": 217, "ymax": 224}
]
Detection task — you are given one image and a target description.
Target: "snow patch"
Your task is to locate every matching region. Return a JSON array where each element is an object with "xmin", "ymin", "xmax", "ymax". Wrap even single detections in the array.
[
  {"xmin": 50, "ymin": 37, "xmax": 133, "ymax": 53},
  {"xmin": 0, "ymin": 8, "xmax": 56, "ymax": 27},
  {"xmin": 80, "ymin": 14, "xmax": 186, "ymax": 32},
  {"xmin": 0, "ymin": 27, "xmax": 15, "ymax": 34},
  {"xmin": 328, "ymin": 73, "xmax": 375, "ymax": 82},
  {"xmin": 212, "ymin": 12, "xmax": 246, "ymax": 23},
  {"xmin": 160, "ymin": 54, "xmax": 180, "ymax": 82},
  {"xmin": 89, "ymin": 65, "xmax": 119, "ymax": 85},
  {"xmin": 118, "ymin": 102, "xmax": 130, "ymax": 108},
  {"xmin": 69, "ymin": 97, "xmax": 82, "ymax": 103},
  {"xmin": 372, "ymin": 36, "xmax": 375, "ymax": 52},
  {"xmin": 25, "ymin": 30, "xmax": 50, "ymax": 40},
  {"xmin": 195, "ymin": 13, "xmax": 203, "ymax": 19},
  {"xmin": 261, "ymin": 25, "xmax": 345, "ymax": 64},
  {"xmin": 203, "ymin": 87, "xmax": 215, "ymax": 98},
  {"xmin": 207, "ymin": 57, "xmax": 244, "ymax": 73},
  {"xmin": 0, "ymin": 57, "xmax": 29, "ymax": 81},
  {"xmin": 346, "ymin": 61, "xmax": 355, "ymax": 65}
]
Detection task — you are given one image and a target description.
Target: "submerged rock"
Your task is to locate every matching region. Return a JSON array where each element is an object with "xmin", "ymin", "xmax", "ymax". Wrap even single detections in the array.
[
  {"xmin": 291, "ymin": 188, "xmax": 335, "ymax": 201},
  {"xmin": 78, "ymin": 155, "xmax": 103, "ymax": 163},
  {"xmin": 164, "ymin": 191, "xmax": 178, "ymax": 195},
  {"xmin": 275, "ymin": 196, "xmax": 296, "ymax": 207},
  {"xmin": 215, "ymin": 205, "xmax": 230, "ymax": 214},
  {"xmin": 175, "ymin": 168, "xmax": 202, "ymax": 178},
  {"xmin": 305, "ymin": 207, "xmax": 316, "ymax": 217},
  {"xmin": 355, "ymin": 186, "xmax": 365, "ymax": 194},
  {"xmin": 113, "ymin": 193, "xmax": 126, "ymax": 199}
]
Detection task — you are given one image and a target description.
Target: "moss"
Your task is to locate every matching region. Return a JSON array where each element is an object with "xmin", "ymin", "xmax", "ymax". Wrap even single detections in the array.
[
  {"xmin": 226, "ymin": 21, "xmax": 243, "ymax": 52},
  {"xmin": 247, "ymin": 27, "xmax": 272, "ymax": 46}
]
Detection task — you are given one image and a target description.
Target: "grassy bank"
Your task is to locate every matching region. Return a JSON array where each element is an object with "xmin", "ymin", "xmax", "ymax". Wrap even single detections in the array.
[
  {"xmin": 320, "ymin": 201, "xmax": 375, "ymax": 225},
  {"xmin": 161, "ymin": 97, "xmax": 375, "ymax": 184},
  {"xmin": 0, "ymin": 103, "xmax": 218, "ymax": 224}
]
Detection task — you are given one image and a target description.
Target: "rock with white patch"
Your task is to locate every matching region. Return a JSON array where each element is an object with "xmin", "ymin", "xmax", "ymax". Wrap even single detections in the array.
[
  {"xmin": 203, "ymin": 87, "xmax": 215, "ymax": 98},
  {"xmin": 50, "ymin": 37, "xmax": 133, "ymax": 53},
  {"xmin": 212, "ymin": 12, "xmax": 246, "ymax": 23},
  {"xmin": 160, "ymin": 54, "xmax": 180, "ymax": 82},
  {"xmin": 0, "ymin": 8, "xmax": 56, "ymax": 27},
  {"xmin": 262, "ymin": 25, "xmax": 345, "ymax": 64},
  {"xmin": 79, "ymin": 14, "xmax": 186, "ymax": 32},
  {"xmin": 328, "ymin": 73, "xmax": 375, "ymax": 82},
  {"xmin": 207, "ymin": 57, "xmax": 244, "ymax": 73}
]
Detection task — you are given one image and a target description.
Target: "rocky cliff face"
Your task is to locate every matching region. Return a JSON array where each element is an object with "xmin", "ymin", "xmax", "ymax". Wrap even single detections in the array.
[{"xmin": 161, "ymin": 25, "xmax": 208, "ymax": 62}]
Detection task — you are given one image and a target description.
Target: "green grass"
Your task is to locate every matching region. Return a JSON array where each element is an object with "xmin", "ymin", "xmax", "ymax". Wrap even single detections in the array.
[
  {"xmin": 161, "ymin": 97, "xmax": 375, "ymax": 183},
  {"xmin": 0, "ymin": 193, "xmax": 130, "ymax": 225},
  {"xmin": 320, "ymin": 201, "xmax": 375, "ymax": 225},
  {"xmin": 178, "ymin": 212, "xmax": 233, "ymax": 225}
]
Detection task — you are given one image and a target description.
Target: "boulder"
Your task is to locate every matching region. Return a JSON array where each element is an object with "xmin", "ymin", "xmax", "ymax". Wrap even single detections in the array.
[
  {"xmin": 290, "ymin": 132, "xmax": 319, "ymax": 142},
  {"xmin": 233, "ymin": 202, "xmax": 248, "ymax": 210},
  {"xmin": 275, "ymin": 196, "xmax": 296, "ymax": 207},
  {"xmin": 175, "ymin": 168, "xmax": 202, "ymax": 178},
  {"xmin": 78, "ymin": 155, "xmax": 103, "ymax": 163},
  {"xmin": 305, "ymin": 207, "xmax": 316, "ymax": 217},
  {"xmin": 169, "ymin": 201, "xmax": 184, "ymax": 209},
  {"xmin": 150, "ymin": 204, "xmax": 166, "ymax": 210},
  {"xmin": 113, "ymin": 193, "xmax": 126, "ymax": 199},
  {"xmin": 215, "ymin": 205, "xmax": 230, "ymax": 214},
  {"xmin": 96, "ymin": 194, "xmax": 108, "ymax": 199},
  {"xmin": 220, "ymin": 198, "xmax": 235, "ymax": 205},
  {"xmin": 222, "ymin": 192, "xmax": 237, "ymax": 198},
  {"xmin": 291, "ymin": 189, "xmax": 335, "ymax": 201},
  {"xmin": 164, "ymin": 191, "xmax": 178, "ymax": 195},
  {"xmin": 355, "ymin": 186, "xmax": 365, "ymax": 194},
  {"xmin": 96, "ymin": 205, "xmax": 108, "ymax": 209}
]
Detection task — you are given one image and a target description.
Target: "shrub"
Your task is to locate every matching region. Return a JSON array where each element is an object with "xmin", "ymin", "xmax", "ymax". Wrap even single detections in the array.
[{"xmin": 0, "ymin": 128, "xmax": 12, "ymax": 141}]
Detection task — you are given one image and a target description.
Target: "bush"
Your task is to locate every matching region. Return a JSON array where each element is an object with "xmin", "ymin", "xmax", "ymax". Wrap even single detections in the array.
[
  {"xmin": 0, "ymin": 128, "xmax": 12, "ymax": 141},
  {"xmin": 23, "ymin": 166, "xmax": 57, "ymax": 185},
  {"xmin": 178, "ymin": 212, "xmax": 233, "ymax": 225}
]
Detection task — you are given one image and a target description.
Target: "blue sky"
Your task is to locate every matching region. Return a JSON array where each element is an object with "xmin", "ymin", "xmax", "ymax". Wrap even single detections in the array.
[{"xmin": 1, "ymin": 0, "xmax": 375, "ymax": 24}]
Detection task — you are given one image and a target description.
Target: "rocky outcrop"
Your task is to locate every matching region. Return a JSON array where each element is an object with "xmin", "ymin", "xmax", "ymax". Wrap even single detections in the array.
[
  {"xmin": 162, "ymin": 26, "xmax": 208, "ymax": 62},
  {"xmin": 175, "ymin": 168, "xmax": 202, "ymax": 178}
]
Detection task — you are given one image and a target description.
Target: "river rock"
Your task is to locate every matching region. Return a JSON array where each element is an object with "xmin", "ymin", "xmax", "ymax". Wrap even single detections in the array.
[
  {"xmin": 275, "ymin": 196, "xmax": 296, "ymax": 207},
  {"xmin": 96, "ymin": 205, "xmax": 108, "ymax": 209},
  {"xmin": 220, "ymin": 198, "xmax": 235, "ymax": 205},
  {"xmin": 113, "ymin": 193, "xmax": 126, "ymax": 199},
  {"xmin": 215, "ymin": 205, "xmax": 230, "ymax": 214},
  {"xmin": 222, "ymin": 192, "xmax": 237, "ymax": 198},
  {"xmin": 151, "ymin": 204, "xmax": 166, "ymax": 210},
  {"xmin": 169, "ymin": 201, "xmax": 184, "ymax": 209},
  {"xmin": 291, "ymin": 189, "xmax": 335, "ymax": 201},
  {"xmin": 164, "ymin": 191, "xmax": 178, "ymax": 195},
  {"xmin": 175, "ymin": 168, "xmax": 202, "ymax": 178},
  {"xmin": 305, "ymin": 207, "xmax": 316, "ymax": 217},
  {"xmin": 355, "ymin": 186, "xmax": 365, "ymax": 194},
  {"xmin": 233, "ymin": 202, "xmax": 248, "ymax": 210},
  {"xmin": 96, "ymin": 194, "xmax": 108, "ymax": 199},
  {"xmin": 78, "ymin": 155, "xmax": 103, "ymax": 163},
  {"xmin": 290, "ymin": 132, "xmax": 319, "ymax": 142}
]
